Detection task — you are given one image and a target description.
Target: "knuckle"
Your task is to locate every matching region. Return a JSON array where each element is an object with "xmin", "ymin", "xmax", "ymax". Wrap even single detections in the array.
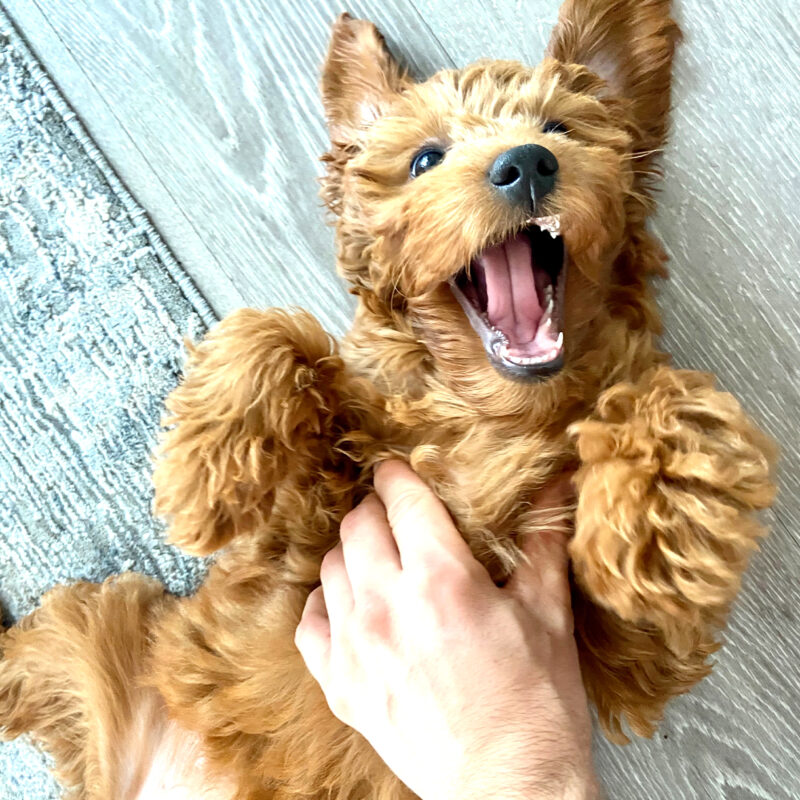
[
  {"xmin": 408, "ymin": 558, "xmax": 444, "ymax": 594},
  {"xmin": 412, "ymin": 558, "xmax": 475, "ymax": 605},
  {"xmin": 355, "ymin": 600, "xmax": 391, "ymax": 640},
  {"xmin": 444, "ymin": 570, "xmax": 480, "ymax": 608}
]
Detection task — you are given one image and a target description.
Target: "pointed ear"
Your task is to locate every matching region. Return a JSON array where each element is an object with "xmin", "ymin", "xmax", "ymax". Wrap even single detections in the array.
[
  {"xmin": 321, "ymin": 14, "xmax": 409, "ymax": 144},
  {"xmin": 548, "ymin": 0, "xmax": 681, "ymax": 157}
]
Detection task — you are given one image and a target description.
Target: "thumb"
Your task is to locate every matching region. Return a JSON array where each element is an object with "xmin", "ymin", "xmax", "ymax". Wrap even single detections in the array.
[{"xmin": 505, "ymin": 474, "xmax": 575, "ymax": 615}]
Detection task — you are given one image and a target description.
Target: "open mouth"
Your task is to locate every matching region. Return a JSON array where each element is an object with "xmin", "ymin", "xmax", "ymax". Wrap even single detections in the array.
[{"xmin": 448, "ymin": 216, "xmax": 566, "ymax": 378}]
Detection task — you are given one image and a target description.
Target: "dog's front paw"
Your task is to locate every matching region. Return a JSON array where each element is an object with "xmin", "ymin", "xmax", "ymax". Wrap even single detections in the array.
[
  {"xmin": 570, "ymin": 366, "xmax": 776, "ymax": 653},
  {"xmin": 154, "ymin": 308, "xmax": 348, "ymax": 555}
]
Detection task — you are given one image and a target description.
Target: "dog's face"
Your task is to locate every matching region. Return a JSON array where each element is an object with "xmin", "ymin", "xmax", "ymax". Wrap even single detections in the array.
[{"xmin": 321, "ymin": 0, "xmax": 678, "ymax": 392}]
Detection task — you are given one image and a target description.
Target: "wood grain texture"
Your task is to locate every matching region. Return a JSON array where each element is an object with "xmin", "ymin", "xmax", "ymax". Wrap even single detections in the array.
[
  {"xmin": 4, "ymin": 0, "xmax": 456, "ymax": 330},
  {"xmin": 3, "ymin": 0, "xmax": 799, "ymax": 798}
]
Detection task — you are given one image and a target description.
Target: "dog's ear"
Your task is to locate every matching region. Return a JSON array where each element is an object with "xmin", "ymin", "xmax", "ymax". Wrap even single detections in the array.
[
  {"xmin": 321, "ymin": 14, "xmax": 408, "ymax": 144},
  {"xmin": 548, "ymin": 0, "xmax": 681, "ymax": 158}
]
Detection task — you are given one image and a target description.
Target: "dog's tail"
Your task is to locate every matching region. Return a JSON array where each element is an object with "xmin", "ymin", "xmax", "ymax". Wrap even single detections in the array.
[{"xmin": 0, "ymin": 573, "xmax": 170, "ymax": 797}]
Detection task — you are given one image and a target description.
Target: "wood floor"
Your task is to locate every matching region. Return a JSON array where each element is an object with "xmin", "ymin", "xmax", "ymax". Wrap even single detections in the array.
[{"xmin": 4, "ymin": 0, "xmax": 799, "ymax": 798}]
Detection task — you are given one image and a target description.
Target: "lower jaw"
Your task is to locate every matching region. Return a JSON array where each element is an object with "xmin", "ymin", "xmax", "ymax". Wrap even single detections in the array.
[
  {"xmin": 448, "ymin": 273, "xmax": 567, "ymax": 381},
  {"xmin": 489, "ymin": 351, "xmax": 565, "ymax": 381}
]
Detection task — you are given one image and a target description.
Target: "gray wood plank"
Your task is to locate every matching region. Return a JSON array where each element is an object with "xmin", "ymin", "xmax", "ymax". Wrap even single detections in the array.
[{"xmin": 4, "ymin": 0, "xmax": 799, "ymax": 798}]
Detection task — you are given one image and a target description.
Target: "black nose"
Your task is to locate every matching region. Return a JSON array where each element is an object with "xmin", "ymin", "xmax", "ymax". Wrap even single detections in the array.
[{"xmin": 488, "ymin": 144, "xmax": 559, "ymax": 212}]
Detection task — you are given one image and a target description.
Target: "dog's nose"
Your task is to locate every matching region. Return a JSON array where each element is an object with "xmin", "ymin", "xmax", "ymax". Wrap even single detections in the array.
[{"xmin": 488, "ymin": 144, "xmax": 559, "ymax": 212}]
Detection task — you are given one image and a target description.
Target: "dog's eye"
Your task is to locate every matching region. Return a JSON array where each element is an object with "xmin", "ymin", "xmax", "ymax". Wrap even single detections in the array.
[
  {"xmin": 410, "ymin": 148, "xmax": 445, "ymax": 178},
  {"xmin": 543, "ymin": 120, "xmax": 569, "ymax": 135}
]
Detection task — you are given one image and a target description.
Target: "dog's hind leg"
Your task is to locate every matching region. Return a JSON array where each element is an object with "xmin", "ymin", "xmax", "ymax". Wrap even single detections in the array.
[
  {"xmin": 153, "ymin": 308, "xmax": 382, "ymax": 557},
  {"xmin": 0, "ymin": 573, "xmax": 170, "ymax": 799}
]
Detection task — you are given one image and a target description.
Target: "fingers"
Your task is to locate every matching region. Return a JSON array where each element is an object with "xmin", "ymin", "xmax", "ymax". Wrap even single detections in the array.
[
  {"xmin": 299, "ymin": 487, "xmax": 401, "ymax": 688},
  {"xmin": 373, "ymin": 460, "xmax": 473, "ymax": 567},
  {"xmin": 295, "ymin": 586, "xmax": 331, "ymax": 687},
  {"xmin": 320, "ymin": 542, "xmax": 354, "ymax": 631},
  {"xmin": 505, "ymin": 475, "xmax": 576, "ymax": 627},
  {"xmin": 513, "ymin": 532, "xmax": 570, "ymax": 605},
  {"xmin": 297, "ymin": 536, "xmax": 360, "ymax": 689},
  {"xmin": 339, "ymin": 493, "xmax": 401, "ymax": 594}
]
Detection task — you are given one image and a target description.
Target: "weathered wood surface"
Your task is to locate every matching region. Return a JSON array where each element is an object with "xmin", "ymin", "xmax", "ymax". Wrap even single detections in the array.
[{"xmin": 4, "ymin": 0, "xmax": 799, "ymax": 797}]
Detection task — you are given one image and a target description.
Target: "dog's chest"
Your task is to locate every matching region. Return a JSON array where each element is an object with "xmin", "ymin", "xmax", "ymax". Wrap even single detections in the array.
[{"xmin": 411, "ymin": 430, "xmax": 572, "ymax": 570}]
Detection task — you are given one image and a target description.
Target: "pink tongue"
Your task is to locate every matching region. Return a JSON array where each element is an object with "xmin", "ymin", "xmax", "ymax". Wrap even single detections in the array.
[{"xmin": 476, "ymin": 232, "xmax": 542, "ymax": 346}]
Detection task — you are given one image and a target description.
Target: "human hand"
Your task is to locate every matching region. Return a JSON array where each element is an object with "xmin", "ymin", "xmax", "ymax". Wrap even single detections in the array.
[{"xmin": 295, "ymin": 460, "xmax": 599, "ymax": 800}]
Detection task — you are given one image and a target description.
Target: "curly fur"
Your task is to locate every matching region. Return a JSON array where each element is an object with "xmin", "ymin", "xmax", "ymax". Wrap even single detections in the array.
[
  {"xmin": 0, "ymin": 575, "xmax": 171, "ymax": 797},
  {"xmin": 0, "ymin": 0, "xmax": 776, "ymax": 797}
]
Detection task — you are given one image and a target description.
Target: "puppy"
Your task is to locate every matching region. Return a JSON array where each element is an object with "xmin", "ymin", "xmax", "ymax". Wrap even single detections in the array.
[{"xmin": 0, "ymin": 0, "xmax": 775, "ymax": 798}]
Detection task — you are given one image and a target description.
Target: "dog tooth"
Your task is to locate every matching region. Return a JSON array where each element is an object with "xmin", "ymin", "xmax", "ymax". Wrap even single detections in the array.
[
  {"xmin": 532, "ymin": 214, "xmax": 561, "ymax": 236},
  {"xmin": 505, "ymin": 344, "xmax": 570, "ymax": 366}
]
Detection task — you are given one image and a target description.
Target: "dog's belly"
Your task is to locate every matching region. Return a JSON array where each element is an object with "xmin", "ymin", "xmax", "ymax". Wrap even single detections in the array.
[{"xmin": 123, "ymin": 690, "xmax": 237, "ymax": 800}]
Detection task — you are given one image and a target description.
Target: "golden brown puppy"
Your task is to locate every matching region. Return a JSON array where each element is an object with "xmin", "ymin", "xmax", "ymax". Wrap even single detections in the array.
[{"xmin": 0, "ymin": 1, "xmax": 776, "ymax": 798}]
